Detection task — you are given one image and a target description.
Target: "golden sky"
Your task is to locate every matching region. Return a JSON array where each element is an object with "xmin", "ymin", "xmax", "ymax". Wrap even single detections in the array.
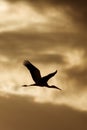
[{"xmin": 0, "ymin": 0, "xmax": 87, "ymax": 129}]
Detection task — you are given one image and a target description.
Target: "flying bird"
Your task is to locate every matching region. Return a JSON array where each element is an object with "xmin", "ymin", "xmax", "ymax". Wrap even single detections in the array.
[{"xmin": 23, "ymin": 60, "xmax": 61, "ymax": 90}]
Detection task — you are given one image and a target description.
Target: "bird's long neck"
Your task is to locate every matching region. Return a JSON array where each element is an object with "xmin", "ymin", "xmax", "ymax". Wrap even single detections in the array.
[
  {"xmin": 22, "ymin": 83, "xmax": 36, "ymax": 87},
  {"xmin": 29, "ymin": 83, "xmax": 37, "ymax": 86}
]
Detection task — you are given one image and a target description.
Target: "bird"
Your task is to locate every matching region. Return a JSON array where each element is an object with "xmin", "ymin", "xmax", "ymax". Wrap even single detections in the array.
[{"xmin": 22, "ymin": 60, "xmax": 61, "ymax": 90}]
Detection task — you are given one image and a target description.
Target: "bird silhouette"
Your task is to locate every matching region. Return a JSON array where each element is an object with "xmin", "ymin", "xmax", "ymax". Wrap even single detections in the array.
[{"xmin": 22, "ymin": 60, "xmax": 61, "ymax": 90}]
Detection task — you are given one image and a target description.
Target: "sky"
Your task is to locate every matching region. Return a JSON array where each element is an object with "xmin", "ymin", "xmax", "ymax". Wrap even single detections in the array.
[{"xmin": 0, "ymin": 0, "xmax": 87, "ymax": 129}]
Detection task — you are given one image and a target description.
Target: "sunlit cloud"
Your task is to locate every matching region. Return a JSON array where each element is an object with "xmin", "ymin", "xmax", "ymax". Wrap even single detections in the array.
[
  {"xmin": 0, "ymin": 1, "xmax": 48, "ymax": 32},
  {"xmin": 0, "ymin": 0, "xmax": 78, "ymax": 33},
  {"xmin": 65, "ymin": 50, "xmax": 84, "ymax": 67},
  {"xmin": 0, "ymin": 55, "xmax": 10, "ymax": 62}
]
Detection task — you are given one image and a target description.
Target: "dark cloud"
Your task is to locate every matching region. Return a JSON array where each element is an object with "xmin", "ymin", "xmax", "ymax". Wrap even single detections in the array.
[
  {"xmin": 0, "ymin": 32, "xmax": 69, "ymax": 64},
  {"xmin": 0, "ymin": 94, "xmax": 87, "ymax": 130},
  {"xmin": 7, "ymin": 0, "xmax": 87, "ymax": 5},
  {"xmin": 31, "ymin": 54, "xmax": 67, "ymax": 64},
  {"xmin": 64, "ymin": 65, "xmax": 87, "ymax": 90},
  {"xmin": 0, "ymin": 31, "xmax": 87, "ymax": 66},
  {"xmin": 0, "ymin": 31, "xmax": 86, "ymax": 54}
]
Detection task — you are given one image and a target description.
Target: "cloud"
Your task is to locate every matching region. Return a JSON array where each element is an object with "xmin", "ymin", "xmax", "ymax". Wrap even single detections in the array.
[
  {"xmin": 0, "ymin": 94, "xmax": 87, "ymax": 130},
  {"xmin": 31, "ymin": 53, "xmax": 67, "ymax": 64},
  {"xmin": 0, "ymin": 31, "xmax": 67, "ymax": 61},
  {"xmin": 0, "ymin": 1, "xmax": 57, "ymax": 33},
  {"xmin": 64, "ymin": 65, "xmax": 87, "ymax": 90},
  {"xmin": 1, "ymin": 0, "xmax": 87, "ymax": 34},
  {"xmin": 0, "ymin": 31, "xmax": 87, "ymax": 62},
  {"xmin": 6, "ymin": 0, "xmax": 87, "ymax": 28}
]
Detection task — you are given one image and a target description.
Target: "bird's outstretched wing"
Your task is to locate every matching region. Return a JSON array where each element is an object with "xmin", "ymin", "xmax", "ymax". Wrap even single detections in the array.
[
  {"xmin": 42, "ymin": 70, "xmax": 57, "ymax": 82},
  {"xmin": 23, "ymin": 60, "xmax": 41, "ymax": 83}
]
